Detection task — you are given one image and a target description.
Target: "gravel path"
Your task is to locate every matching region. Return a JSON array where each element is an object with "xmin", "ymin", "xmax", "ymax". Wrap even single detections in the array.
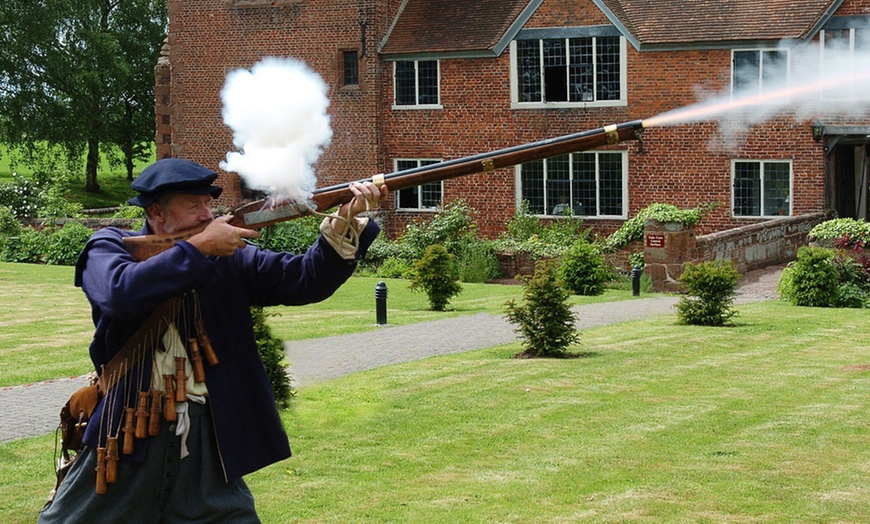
[{"xmin": 0, "ymin": 264, "xmax": 783, "ymax": 443}]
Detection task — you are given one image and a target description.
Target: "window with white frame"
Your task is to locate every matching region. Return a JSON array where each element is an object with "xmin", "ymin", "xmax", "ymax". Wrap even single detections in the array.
[
  {"xmin": 732, "ymin": 160, "xmax": 792, "ymax": 217},
  {"xmin": 820, "ymin": 25, "xmax": 870, "ymax": 100},
  {"xmin": 511, "ymin": 33, "xmax": 626, "ymax": 108},
  {"xmin": 731, "ymin": 49, "xmax": 788, "ymax": 95},
  {"xmin": 394, "ymin": 159, "xmax": 442, "ymax": 210},
  {"xmin": 518, "ymin": 151, "xmax": 626, "ymax": 217},
  {"xmin": 393, "ymin": 60, "xmax": 440, "ymax": 107}
]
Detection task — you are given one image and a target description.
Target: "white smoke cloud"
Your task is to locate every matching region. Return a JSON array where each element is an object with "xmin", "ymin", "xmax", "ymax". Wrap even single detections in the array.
[
  {"xmin": 646, "ymin": 27, "xmax": 870, "ymax": 141},
  {"xmin": 219, "ymin": 57, "xmax": 332, "ymax": 204}
]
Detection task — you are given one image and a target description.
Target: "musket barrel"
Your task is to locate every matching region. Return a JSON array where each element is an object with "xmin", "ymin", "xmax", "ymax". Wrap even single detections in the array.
[
  {"xmin": 316, "ymin": 119, "xmax": 644, "ymax": 194},
  {"xmin": 123, "ymin": 120, "xmax": 643, "ymax": 261}
]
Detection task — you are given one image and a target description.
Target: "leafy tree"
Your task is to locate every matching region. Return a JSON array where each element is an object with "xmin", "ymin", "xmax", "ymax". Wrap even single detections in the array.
[{"xmin": 0, "ymin": 0, "xmax": 167, "ymax": 191}]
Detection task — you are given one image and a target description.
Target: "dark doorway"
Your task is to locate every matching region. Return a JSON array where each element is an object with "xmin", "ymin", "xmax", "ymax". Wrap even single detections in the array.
[{"xmin": 828, "ymin": 139, "xmax": 869, "ymax": 221}]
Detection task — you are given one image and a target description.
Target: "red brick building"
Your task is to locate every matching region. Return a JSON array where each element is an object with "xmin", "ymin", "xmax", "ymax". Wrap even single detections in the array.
[{"xmin": 155, "ymin": 0, "xmax": 870, "ymax": 239}]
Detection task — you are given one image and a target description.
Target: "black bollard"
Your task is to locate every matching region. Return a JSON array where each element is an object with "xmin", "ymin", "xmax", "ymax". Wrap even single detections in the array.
[
  {"xmin": 631, "ymin": 266, "xmax": 642, "ymax": 297},
  {"xmin": 375, "ymin": 281, "xmax": 388, "ymax": 325}
]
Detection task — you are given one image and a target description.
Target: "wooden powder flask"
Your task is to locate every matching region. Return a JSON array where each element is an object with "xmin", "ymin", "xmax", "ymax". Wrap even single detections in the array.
[
  {"xmin": 174, "ymin": 357, "xmax": 187, "ymax": 402},
  {"xmin": 134, "ymin": 391, "xmax": 149, "ymax": 439},
  {"xmin": 148, "ymin": 389, "xmax": 162, "ymax": 436},
  {"xmin": 104, "ymin": 368, "xmax": 120, "ymax": 484},
  {"xmin": 163, "ymin": 374, "xmax": 177, "ymax": 421},
  {"xmin": 189, "ymin": 337, "xmax": 206, "ymax": 383},
  {"xmin": 195, "ymin": 320, "xmax": 219, "ymax": 366},
  {"xmin": 122, "ymin": 407, "xmax": 136, "ymax": 454},
  {"xmin": 105, "ymin": 437, "xmax": 119, "ymax": 484},
  {"xmin": 95, "ymin": 447, "xmax": 108, "ymax": 495}
]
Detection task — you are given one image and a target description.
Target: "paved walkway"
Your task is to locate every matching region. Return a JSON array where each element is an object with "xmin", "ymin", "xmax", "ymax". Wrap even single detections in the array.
[{"xmin": 0, "ymin": 265, "xmax": 782, "ymax": 443}]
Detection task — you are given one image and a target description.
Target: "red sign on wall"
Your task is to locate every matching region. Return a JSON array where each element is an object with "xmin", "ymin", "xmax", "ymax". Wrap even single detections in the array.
[{"xmin": 646, "ymin": 233, "xmax": 665, "ymax": 248}]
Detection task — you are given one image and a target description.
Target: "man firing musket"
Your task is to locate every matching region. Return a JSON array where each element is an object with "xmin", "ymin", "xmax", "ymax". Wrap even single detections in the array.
[
  {"xmin": 40, "ymin": 55, "xmax": 643, "ymax": 522},
  {"xmin": 39, "ymin": 157, "xmax": 387, "ymax": 522}
]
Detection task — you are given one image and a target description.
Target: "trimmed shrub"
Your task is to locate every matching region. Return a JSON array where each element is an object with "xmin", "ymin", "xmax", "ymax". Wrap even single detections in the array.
[
  {"xmin": 410, "ymin": 244, "xmax": 462, "ymax": 311},
  {"xmin": 46, "ymin": 222, "xmax": 93, "ymax": 266},
  {"xmin": 809, "ymin": 218, "xmax": 870, "ymax": 245},
  {"xmin": 778, "ymin": 247, "xmax": 839, "ymax": 307},
  {"xmin": 0, "ymin": 206, "xmax": 22, "ymax": 236},
  {"xmin": 455, "ymin": 239, "xmax": 500, "ymax": 283},
  {"xmin": 375, "ymin": 256, "xmax": 415, "ymax": 279},
  {"xmin": 251, "ymin": 306, "xmax": 293, "ymax": 409},
  {"xmin": 559, "ymin": 240, "xmax": 610, "ymax": 296},
  {"xmin": 1, "ymin": 227, "xmax": 47, "ymax": 263},
  {"xmin": 675, "ymin": 260, "xmax": 740, "ymax": 326},
  {"xmin": 402, "ymin": 200, "xmax": 478, "ymax": 261},
  {"xmin": 504, "ymin": 259, "xmax": 580, "ymax": 358},
  {"xmin": 256, "ymin": 215, "xmax": 322, "ymax": 254}
]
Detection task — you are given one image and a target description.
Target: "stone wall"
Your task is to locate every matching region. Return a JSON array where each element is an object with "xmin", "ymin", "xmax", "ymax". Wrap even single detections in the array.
[
  {"xmin": 22, "ymin": 217, "xmax": 140, "ymax": 232},
  {"xmin": 643, "ymin": 211, "xmax": 835, "ymax": 292}
]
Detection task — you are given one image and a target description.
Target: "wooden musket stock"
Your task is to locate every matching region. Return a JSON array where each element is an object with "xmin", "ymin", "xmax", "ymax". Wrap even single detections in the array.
[{"xmin": 123, "ymin": 120, "xmax": 644, "ymax": 261}]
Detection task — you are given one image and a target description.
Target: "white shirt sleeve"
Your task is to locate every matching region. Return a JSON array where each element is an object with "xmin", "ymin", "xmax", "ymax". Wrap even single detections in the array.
[{"xmin": 319, "ymin": 213, "xmax": 370, "ymax": 260}]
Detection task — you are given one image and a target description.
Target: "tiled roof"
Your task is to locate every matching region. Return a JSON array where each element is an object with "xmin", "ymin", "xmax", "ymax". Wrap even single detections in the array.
[
  {"xmin": 379, "ymin": 0, "xmax": 538, "ymax": 58},
  {"xmin": 594, "ymin": 0, "xmax": 843, "ymax": 49},
  {"xmin": 379, "ymin": 0, "xmax": 844, "ymax": 57}
]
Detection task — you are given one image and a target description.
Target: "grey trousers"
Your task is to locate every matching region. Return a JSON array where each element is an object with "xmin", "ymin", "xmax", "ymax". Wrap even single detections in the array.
[{"xmin": 39, "ymin": 401, "xmax": 260, "ymax": 523}]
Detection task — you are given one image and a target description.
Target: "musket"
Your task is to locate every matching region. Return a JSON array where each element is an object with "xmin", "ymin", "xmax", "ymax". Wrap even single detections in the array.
[{"xmin": 123, "ymin": 120, "xmax": 644, "ymax": 261}]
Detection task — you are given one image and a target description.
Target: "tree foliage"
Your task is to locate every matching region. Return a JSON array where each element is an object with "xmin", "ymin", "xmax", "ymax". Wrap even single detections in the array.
[{"xmin": 0, "ymin": 0, "xmax": 167, "ymax": 190}]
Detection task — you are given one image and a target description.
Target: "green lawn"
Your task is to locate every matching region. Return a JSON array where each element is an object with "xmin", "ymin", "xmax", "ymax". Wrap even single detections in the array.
[
  {"xmin": 0, "ymin": 143, "xmax": 151, "ymax": 210},
  {"xmin": 0, "ymin": 262, "xmax": 639, "ymax": 387},
  {"xmin": 2, "ymin": 300, "xmax": 869, "ymax": 522}
]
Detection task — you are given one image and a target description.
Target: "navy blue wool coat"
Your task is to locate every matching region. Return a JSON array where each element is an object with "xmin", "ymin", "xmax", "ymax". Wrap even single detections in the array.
[{"xmin": 74, "ymin": 220, "xmax": 379, "ymax": 482}]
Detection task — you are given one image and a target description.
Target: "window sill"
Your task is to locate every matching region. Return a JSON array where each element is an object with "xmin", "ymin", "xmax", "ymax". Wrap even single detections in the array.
[
  {"xmin": 733, "ymin": 214, "xmax": 793, "ymax": 219},
  {"xmin": 511, "ymin": 100, "xmax": 627, "ymax": 110},
  {"xmin": 392, "ymin": 104, "xmax": 443, "ymax": 111},
  {"xmin": 537, "ymin": 214, "xmax": 627, "ymax": 220},
  {"xmin": 230, "ymin": 0, "xmax": 302, "ymax": 6}
]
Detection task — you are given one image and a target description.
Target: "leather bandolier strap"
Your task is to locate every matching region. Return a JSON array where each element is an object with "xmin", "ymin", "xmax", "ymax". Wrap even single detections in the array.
[{"xmin": 97, "ymin": 297, "xmax": 183, "ymax": 395}]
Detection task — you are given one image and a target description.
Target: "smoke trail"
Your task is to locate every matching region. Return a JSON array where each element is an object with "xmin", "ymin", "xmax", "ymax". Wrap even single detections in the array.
[
  {"xmin": 645, "ymin": 31, "xmax": 870, "ymax": 141},
  {"xmin": 219, "ymin": 57, "xmax": 332, "ymax": 204}
]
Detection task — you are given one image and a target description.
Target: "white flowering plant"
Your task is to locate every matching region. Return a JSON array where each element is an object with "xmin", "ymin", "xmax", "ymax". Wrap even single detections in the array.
[{"xmin": 0, "ymin": 174, "xmax": 42, "ymax": 217}]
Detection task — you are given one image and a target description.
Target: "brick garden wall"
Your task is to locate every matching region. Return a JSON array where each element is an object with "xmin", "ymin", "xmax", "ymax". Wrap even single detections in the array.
[{"xmin": 643, "ymin": 212, "xmax": 836, "ymax": 292}]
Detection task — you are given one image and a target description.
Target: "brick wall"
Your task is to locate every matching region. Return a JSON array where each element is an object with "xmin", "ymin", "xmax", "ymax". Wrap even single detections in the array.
[
  {"xmin": 161, "ymin": 0, "xmax": 866, "ymax": 241},
  {"xmin": 162, "ymin": 0, "xmax": 386, "ymax": 211}
]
